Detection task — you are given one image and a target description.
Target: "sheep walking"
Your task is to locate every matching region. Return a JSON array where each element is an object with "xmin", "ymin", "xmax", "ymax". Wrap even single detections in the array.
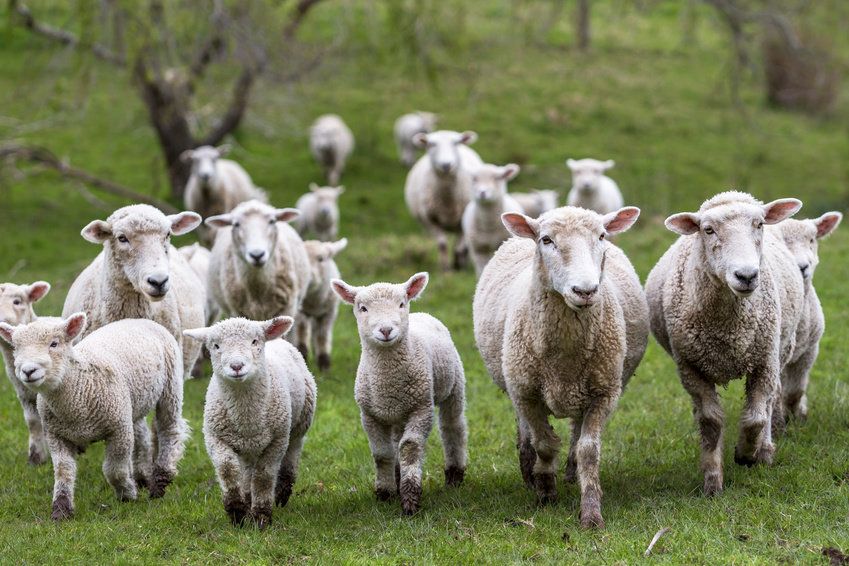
[
  {"xmin": 332, "ymin": 273, "xmax": 467, "ymax": 515},
  {"xmin": 394, "ymin": 111, "xmax": 438, "ymax": 167},
  {"xmin": 645, "ymin": 192, "xmax": 804, "ymax": 497},
  {"xmin": 0, "ymin": 315, "xmax": 188, "ymax": 521},
  {"xmin": 294, "ymin": 183, "xmax": 344, "ymax": 242},
  {"xmin": 511, "ymin": 190, "xmax": 558, "ymax": 219},
  {"xmin": 566, "ymin": 158, "xmax": 624, "ymax": 215},
  {"xmin": 474, "ymin": 206, "xmax": 648, "ymax": 528},
  {"xmin": 184, "ymin": 317, "xmax": 316, "ymax": 529},
  {"xmin": 310, "ymin": 114, "xmax": 354, "ymax": 185},
  {"xmin": 0, "ymin": 281, "xmax": 51, "ymax": 465}
]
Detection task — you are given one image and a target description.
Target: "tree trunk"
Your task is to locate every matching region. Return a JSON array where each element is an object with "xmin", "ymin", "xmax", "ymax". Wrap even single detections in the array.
[{"xmin": 576, "ymin": 0, "xmax": 590, "ymax": 51}]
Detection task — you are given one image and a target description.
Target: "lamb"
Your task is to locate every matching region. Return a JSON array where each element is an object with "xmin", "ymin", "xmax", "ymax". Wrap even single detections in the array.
[
  {"xmin": 297, "ymin": 238, "xmax": 348, "ymax": 371},
  {"xmin": 294, "ymin": 183, "xmax": 344, "ymax": 242},
  {"xmin": 178, "ymin": 243, "xmax": 218, "ymax": 325},
  {"xmin": 394, "ymin": 111, "xmax": 438, "ymax": 167},
  {"xmin": 331, "ymin": 272, "xmax": 467, "ymax": 515},
  {"xmin": 181, "ymin": 145, "xmax": 268, "ymax": 246},
  {"xmin": 205, "ymin": 200, "xmax": 311, "ymax": 350},
  {"xmin": 771, "ymin": 211, "xmax": 842, "ymax": 423},
  {"xmin": 473, "ymin": 206, "xmax": 648, "ymax": 529},
  {"xmin": 183, "ymin": 317, "xmax": 316, "ymax": 529},
  {"xmin": 511, "ymin": 189, "xmax": 558, "ymax": 219},
  {"xmin": 461, "ymin": 163, "xmax": 524, "ymax": 276},
  {"xmin": 310, "ymin": 114, "xmax": 354, "ymax": 185},
  {"xmin": 0, "ymin": 314, "xmax": 188, "ymax": 521},
  {"xmin": 566, "ymin": 158, "xmax": 624, "ymax": 214},
  {"xmin": 645, "ymin": 191, "xmax": 805, "ymax": 497},
  {"xmin": 0, "ymin": 280, "xmax": 51, "ymax": 465},
  {"xmin": 63, "ymin": 204, "xmax": 206, "ymax": 379},
  {"xmin": 404, "ymin": 130, "xmax": 484, "ymax": 270}
]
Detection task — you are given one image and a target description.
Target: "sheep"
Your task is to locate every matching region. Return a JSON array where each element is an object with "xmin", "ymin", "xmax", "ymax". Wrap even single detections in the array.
[
  {"xmin": 0, "ymin": 280, "xmax": 51, "ymax": 465},
  {"xmin": 394, "ymin": 111, "xmax": 438, "ymax": 167},
  {"xmin": 205, "ymin": 200, "xmax": 311, "ymax": 351},
  {"xmin": 772, "ymin": 211, "xmax": 842, "ymax": 423},
  {"xmin": 644, "ymin": 191, "xmax": 805, "ymax": 497},
  {"xmin": 181, "ymin": 145, "xmax": 268, "ymax": 246},
  {"xmin": 511, "ymin": 189, "xmax": 558, "ymax": 219},
  {"xmin": 178, "ymin": 243, "xmax": 219, "ymax": 325},
  {"xmin": 63, "ymin": 204, "xmax": 206, "ymax": 379},
  {"xmin": 310, "ymin": 114, "xmax": 354, "ymax": 185},
  {"xmin": 294, "ymin": 183, "xmax": 344, "ymax": 242},
  {"xmin": 461, "ymin": 163, "xmax": 524, "ymax": 276},
  {"xmin": 473, "ymin": 206, "xmax": 648, "ymax": 529},
  {"xmin": 565, "ymin": 158, "xmax": 624, "ymax": 215},
  {"xmin": 404, "ymin": 130, "xmax": 484, "ymax": 270},
  {"xmin": 331, "ymin": 272, "xmax": 467, "ymax": 515},
  {"xmin": 183, "ymin": 316, "xmax": 316, "ymax": 529},
  {"xmin": 0, "ymin": 314, "xmax": 188, "ymax": 521},
  {"xmin": 297, "ymin": 238, "xmax": 348, "ymax": 371}
]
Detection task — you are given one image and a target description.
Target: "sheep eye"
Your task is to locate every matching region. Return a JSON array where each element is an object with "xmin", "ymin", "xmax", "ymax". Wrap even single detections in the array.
[
  {"xmin": 13, "ymin": 299, "xmax": 21, "ymax": 306},
  {"xmin": 704, "ymin": 227, "xmax": 715, "ymax": 235},
  {"xmin": 117, "ymin": 235, "xmax": 129, "ymax": 243},
  {"xmin": 213, "ymin": 344, "xmax": 220, "ymax": 350},
  {"xmin": 540, "ymin": 235, "xmax": 553, "ymax": 245},
  {"xmin": 599, "ymin": 233, "xmax": 606, "ymax": 241},
  {"xmin": 756, "ymin": 222, "xmax": 764, "ymax": 229},
  {"xmin": 399, "ymin": 302, "xmax": 405, "ymax": 309},
  {"xmin": 232, "ymin": 222, "xmax": 240, "ymax": 228},
  {"xmin": 49, "ymin": 340, "xmax": 59, "ymax": 348},
  {"xmin": 268, "ymin": 219, "xmax": 276, "ymax": 225},
  {"xmin": 810, "ymin": 238, "xmax": 815, "ymax": 244},
  {"xmin": 359, "ymin": 305, "xmax": 368, "ymax": 313},
  {"xmin": 252, "ymin": 339, "xmax": 259, "ymax": 346}
]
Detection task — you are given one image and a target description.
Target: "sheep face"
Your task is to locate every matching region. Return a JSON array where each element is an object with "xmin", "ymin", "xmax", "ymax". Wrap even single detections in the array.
[
  {"xmin": 665, "ymin": 197, "xmax": 802, "ymax": 297},
  {"xmin": 503, "ymin": 207, "xmax": 640, "ymax": 311},
  {"xmin": 332, "ymin": 273, "xmax": 428, "ymax": 347},
  {"xmin": 309, "ymin": 183, "xmax": 344, "ymax": 226},
  {"xmin": 534, "ymin": 190, "xmax": 558, "ymax": 212},
  {"xmin": 566, "ymin": 158, "xmax": 615, "ymax": 195},
  {"xmin": 413, "ymin": 130, "xmax": 477, "ymax": 176},
  {"xmin": 82, "ymin": 205, "xmax": 202, "ymax": 301},
  {"xmin": 181, "ymin": 145, "xmax": 230, "ymax": 187},
  {"xmin": 778, "ymin": 213, "xmax": 842, "ymax": 282},
  {"xmin": 0, "ymin": 282, "xmax": 49, "ymax": 326},
  {"xmin": 304, "ymin": 238, "xmax": 347, "ymax": 282},
  {"xmin": 206, "ymin": 201, "xmax": 300, "ymax": 268},
  {"xmin": 184, "ymin": 317, "xmax": 292, "ymax": 382},
  {"xmin": 416, "ymin": 111, "xmax": 438, "ymax": 132},
  {"xmin": 470, "ymin": 164, "xmax": 520, "ymax": 204},
  {"xmin": 0, "ymin": 314, "xmax": 86, "ymax": 391}
]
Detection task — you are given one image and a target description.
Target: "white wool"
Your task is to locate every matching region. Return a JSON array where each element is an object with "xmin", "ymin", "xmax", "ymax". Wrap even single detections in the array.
[
  {"xmin": 565, "ymin": 158, "xmax": 623, "ymax": 214},
  {"xmin": 310, "ymin": 114, "xmax": 354, "ymax": 186}
]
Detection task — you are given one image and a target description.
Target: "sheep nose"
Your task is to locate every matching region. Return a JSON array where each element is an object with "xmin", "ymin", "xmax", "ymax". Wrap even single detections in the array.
[
  {"xmin": 379, "ymin": 327, "xmax": 393, "ymax": 339},
  {"xmin": 249, "ymin": 250, "xmax": 266, "ymax": 263},
  {"xmin": 22, "ymin": 366, "xmax": 38, "ymax": 378},
  {"xmin": 799, "ymin": 263, "xmax": 810, "ymax": 276},
  {"xmin": 230, "ymin": 362, "xmax": 244, "ymax": 373},
  {"xmin": 147, "ymin": 274, "xmax": 169, "ymax": 290},
  {"xmin": 571, "ymin": 285, "xmax": 599, "ymax": 299},
  {"xmin": 734, "ymin": 268, "xmax": 759, "ymax": 286}
]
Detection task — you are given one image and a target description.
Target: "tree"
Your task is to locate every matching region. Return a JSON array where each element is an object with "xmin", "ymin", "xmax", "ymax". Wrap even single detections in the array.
[{"xmin": 575, "ymin": 0, "xmax": 590, "ymax": 51}]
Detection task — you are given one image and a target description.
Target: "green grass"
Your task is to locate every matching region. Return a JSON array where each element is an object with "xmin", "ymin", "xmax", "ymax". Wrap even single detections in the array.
[{"xmin": 1, "ymin": 1, "xmax": 849, "ymax": 563}]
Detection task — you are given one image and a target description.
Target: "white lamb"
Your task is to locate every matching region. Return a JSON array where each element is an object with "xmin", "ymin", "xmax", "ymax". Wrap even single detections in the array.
[
  {"xmin": 184, "ymin": 316, "xmax": 316, "ymax": 529},
  {"xmin": 181, "ymin": 145, "xmax": 268, "ymax": 246},
  {"xmin": 310, "ymin": 114, "xmax": 354, "ymax": 185},
  {"xmin": 394, "ymin": 111, "xmax": 438, "ymax": 167},
  {"xmin": 404, "ymin": 130, "xmax": 484, "ymax": 270},
  {"xmin": 566, "ymin": 158, "xmax": 624, "ymax": 214},
  {"xmin": 511, "ymin": 189, "xmax": 558, "ymax": 219},
  {"xmin": 63, "ymin": 205, "xmax": 206, "ymax": 379},
  {"xmin": 331, "ymin": 273, "xmax": 467, "ymax": 515},
  {"xmin": 0, "ymin": 280, "xmax": 51, "ymax": 465},
  {"xmin": 0, "ymin": 314, "xmax": 188, "ymax": 521},
  {"xmin": 294, "ymin": 183, "xmax": 344, "ymax": 242},
  {"xmin": 178, "ymin": 243, "xmax": 218, "ymax": 325},
  {"xmin": 461, "ymin": 163, "xmax": 524, "ymax": 276},
  {"xmin": 474, "ymin": 206, "xmax": 648, "ymax": 529}
]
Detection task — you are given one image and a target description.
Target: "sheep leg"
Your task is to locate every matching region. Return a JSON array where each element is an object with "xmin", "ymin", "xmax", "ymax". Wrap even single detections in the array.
[
  {"xmin": 679, "ymin": 364, "xmax": 725, "ymax": 496},
  {"xmin": 150, "ymin": 378, "xmax": 188, "ymax": 498},
  {"xmin": 20, "ymin": 393, "xmax": 48, "ymax": 465},
  {"xmin": 250, "ymin": 436, "xmax": 289, "ymax": 529},
  {"xmin": 392, "ymin": 426, "xmax": 403, "ymax": 492},
  {"xmin": 438, "ymin": 383, "xmax": 468, "ymax": 487},
  {"xmin": 276, "ymin": 434, "xmax": 305, "ymax": 508},
  {"xmin": 576, "ymin": 400, "xmax": 615, "ymax": 529},
  {"xmin": 241, "ymin": 464, "xmax": 254, "ymax": 509},
  {"xmin": 516, "ymin": 415, "xmax": 537, "ymax": 488},
  {"xmin": 398, "ymin": 408, "xmax": 434, "ymax": 515},
  {"xmin": 518, "ymin": 399, "xmax": 561, "ymax": 505},
  {"xmin": 452, "ymin": 235, "xmax": 469, "ymax": 271},
  {"xmin": 132, "ymin": 419, "xmax": 154, "ymax": 490},
  {"xmin": 315, "ymin": 311, "xmax": 336, "ymax": 372},
  {"xmin": 361, "ymin": 413, "xmax": 397, "ymax": 501},
  {"xmin": 328, "ymin": 168, "xmax": 341, "ymax": 186},
  {"xmin": 426, "ymin": 225, "xmax": 451, "ymax": 271},
  {"xmin": 563, "ymin": 417, "xmax": 582, "ymax": 484},
  {"xmin": 735, "ymin": 365, "xmax": 779, "ymax": 467},
  {"xmin": 47, "ymin": 434, "xmax": 77, "ymax": 521},
  {"xmin": 295, "ymin": 315, "xmax": 311, "ymax": 363},
  {"xmin": 781, "ymin": 344, "xmax": 817, "ymax": 423},
  {"xmin": 102, "ymin": 427, "xmax": 138, "ymax": 502},
  {"xmin": 208, "ymin": 436, "xmax": 248, "ymax": 526}
]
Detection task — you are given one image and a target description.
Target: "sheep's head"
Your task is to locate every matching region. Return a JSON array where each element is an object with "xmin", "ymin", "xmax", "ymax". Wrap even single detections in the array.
[
  {"xmin": 533, "ymin": 190, "xmax": 559, "ymax": 213},
  {"xmin": 180, "ymin": 145, "xmax": 230, "ymax": 187},
  {"xmin": 776, "ymin": 212, "xmax": 841, "ymax": 283},
  {"xmin": 413, "ymin": 130, "xmax": 477, "ymax": 176},
  {"xmin": 332, "ymin": 273, "xmax": 428, "ymax": 348},
  {"xmin": 308, "ymin": 183, "xmax": 344, "ymax": 226},
  {"xmin": 184, "ymin": 317, "xmax": 292, "ymax": 382},
  {"xmin": 503, "ymin": 206, "xmax": 640, "ymax": 311},
  {"xmin": 0, "ymin": 281, "xmax": 50, "ymax": 327},
  {"xmin": 305, "ymin": 238, "xmax": 347, "ymax": 284},
  {"xmin": 0, "ymin": 313, "xmax": 86, "ymax": 391},
  {"xmin": 82, "ymin": 205, "xmax": 201, "ymax": 301},
  {"xmin": 470, "ymin": 164, "xmax": 520, "ymax": 204},
  {"xmin": 417, "ymin": 111, "xmax": 438, "ymax": 132},
  {"xmin": 566, "ymin": 158, "xmax": 615, "ymax": 195},
  {"xmin": 665, "ymin": 191, "xmax": 802, "ymax": 297},
  {"xmin": 206, "ymin": 200, "xmax": 300, "ymax": 268}
]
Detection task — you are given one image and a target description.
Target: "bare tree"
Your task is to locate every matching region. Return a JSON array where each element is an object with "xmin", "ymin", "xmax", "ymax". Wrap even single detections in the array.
[{"xmin": 576, "ymin": 0, "xmax": 591, "ymax": 51}]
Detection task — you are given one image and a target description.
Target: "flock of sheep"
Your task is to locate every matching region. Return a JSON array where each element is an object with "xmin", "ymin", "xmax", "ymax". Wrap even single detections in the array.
[{"xmin": 0, "ymin": 110, "xmax": 843, "ymax": 531}]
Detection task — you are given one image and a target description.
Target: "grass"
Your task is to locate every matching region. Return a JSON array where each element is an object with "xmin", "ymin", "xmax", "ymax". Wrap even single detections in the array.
[{"xmin": 1, "ymin": 0, "xmax": 849, "ymax": 563}]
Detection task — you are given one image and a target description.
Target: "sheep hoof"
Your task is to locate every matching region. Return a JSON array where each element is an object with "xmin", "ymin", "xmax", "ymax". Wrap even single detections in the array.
[
  {"xmin": 297, "ymin": 344, "xmax": 309, "ymax": 361},
  {"xmin": 28, "ymin": 446, "xmax": 48, "ymax": 466},
  {"xmin": 517, "ymin": 440, "xmax": 537, "ymax": 489},
  {"xmin": 399, "ymin": 478, "xmax": 421, "ymax": 516},
  {"xmin": 534, "ymin": 473, "xmax": 557, "ymax": 505},
  {"xmin": 733, "ymin": 447, "xmax": 757, "ymax": 467},
  {"xmin": 317, "ymin": 354, "xmax": 331, "ymax": 372},
  {"xmin": 444, "ymin": 466, "xmax": 465, "ymax": 487},
  {"xmin": 275, "ymin": 471, "xmax": 293, "ymax": 508},
  {"xmin": 135, "ymin": 474, "xmax": 150, "ymax": 491},
  {"xmin": 224, "ymin": 496, "xmax": 249, "ymax": 527},
  {"xmin": 579, "ymin": 509, "xmax": 605, "ymax": 529},
  {"xmin": 51, "ymin": 494, "xmax": 74, "ymax": 522},
  {"xmin": 703, "ymin": 473, "xmax": 723, "ymax": 497},
  {"xmin": 375, "ymin": 488, "xmax": 394, "ymax": 501},
  {"xmin": 251, "ymin": 507, "xmax": 272, "ymax": 530},
  {"xmin": 149, "ymin": 466, "xmax": 173, "ymax": 499}
]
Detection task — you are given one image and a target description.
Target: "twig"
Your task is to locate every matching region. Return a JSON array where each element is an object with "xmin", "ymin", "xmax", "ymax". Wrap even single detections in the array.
[{"xmin": 644, "ymin": 527, "xmax": 671, "ymax": 557}]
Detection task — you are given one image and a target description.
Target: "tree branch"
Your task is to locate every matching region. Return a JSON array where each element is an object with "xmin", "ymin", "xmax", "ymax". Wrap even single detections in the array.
[
  {"xmin": 201, "ymin": 65, "xmax": 259, "ymax": 146},
  {"xmin": 283, "ymin": 0, "xmax": 327, "ymax": 40}
]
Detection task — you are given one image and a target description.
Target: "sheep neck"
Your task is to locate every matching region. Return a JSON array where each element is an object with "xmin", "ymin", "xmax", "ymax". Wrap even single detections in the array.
[
  {"xmin": 216, "ymin": 366, "xmax": 272, "ymax": 423},
  {"xmin": 235, "ymin": 247, "xmax": 280, "ymax": 289},
  {"xmin": 360, "ymin": 333, "xmax": 416, "ymax": 381}
]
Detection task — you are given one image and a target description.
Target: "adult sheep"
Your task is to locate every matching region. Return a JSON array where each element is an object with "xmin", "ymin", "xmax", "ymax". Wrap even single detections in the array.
[
  {"xmin": 394, "ymin": 111, "xmax": 437, "ymax": 167},
  {"xmin": 310, "ymin": 114, "xmax": 354, "ymax": 185},
  {"xmin": 566, "ymin": 158, "xmax": 623, "ymax": 215}
]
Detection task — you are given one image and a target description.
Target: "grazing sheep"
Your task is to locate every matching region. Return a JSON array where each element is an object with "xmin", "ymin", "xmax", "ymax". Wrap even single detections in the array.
[
  {"xmin": 473, "ymin": 206, "xmax": 648, "ymax": 529},
  {"xmin": 404, "ymin": 130, "xmax": 484, "ymax": 270},
  {"xmin": 331, "ymin": 273, "xmax": 467, "ymax": 515},
  {"xmin": 310, "ymin": 114, "xmax": 354, "ymax": 185},
  {"xmin": 566, "ymin": 158, "xmax": 624, "ymax": 215},
  {"xmin": 511, "ymin": 189, "xmax": 558, "ymax": 219},
  {"xmin": 461, "ymin": 163, "xmax": 524, "ymax": 275},
  {"xmin": 178, "ymin": 243, "xmax": 218, "ymax": 325},
  {"xmin": 0, "ymin": 314, "xmax": 188, "ymax": 521},
  {"xmin": 394, "ymin": 111, "xmax": 438, "ymax": 167},
  {"xmin": 294, "ymin": 183, "xmax": 344, "ymax": 242},
  {"xmin": 181, "ymin": 145, "xmax": 268, "ymax": 246},
  {"xmin": 184, "ymin": 316, "xmax": 316, "ymax": 529},
  {"xmin": 298, "ymin": 238, "xmax": 348, "ymax": 371},
  {"xmin": 772, "ymin": 212, "xmax": 842, "ymax": 422},
  {"xmin": 63, "ymin": 205, "xmax": 206, "ymax": 379},
  {"xmin": 0, "ymin": 281, "xmax": 50, "ymax": 465},
  {"xmin": 645, "ymin": 191, "xmax": 804, "ymax": 497}
]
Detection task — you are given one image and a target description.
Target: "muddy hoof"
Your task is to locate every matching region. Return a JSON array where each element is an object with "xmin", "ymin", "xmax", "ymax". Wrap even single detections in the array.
[
  {"xmin": 317, "ymin": 353, "xmax": 331, "ymax": 372},
  {"xmin": 703, "ymin": 472, "xmax": 723, "ymax": 497},
  {"xmin": 400, "ymin": 478, "xmax": 421, "ymax": 516},
  {"xmin": 148, "ymin": 466, "xmax": 173, "ymax": 499},
  {"xmin": 51, "ymin": 494, "xmax": 74, "ymax": 522},
  {"xmin": 28, "ymin": 446, "xmax": 48, "ymax": 466},
  {"xmin": 444, "ymin": 466, "xmax": 465, "ymax": 487},
  {"xmin": 375, "ymin": 488, "xmax": 394, "ymax": 501},
  {"xmin": 224, "ymin": 496, "xmax": 249, "ymax": 527},
  {"xmin": 534, "ymin": 473, "xmax": 557, "ymax": 505},
  {"xmin": 252, "ymin": 507, "xmax": 272, "ymax": 530},
  {"xmin": 579, "ymin": 509, "xmax": 605, "ymax": 529}
]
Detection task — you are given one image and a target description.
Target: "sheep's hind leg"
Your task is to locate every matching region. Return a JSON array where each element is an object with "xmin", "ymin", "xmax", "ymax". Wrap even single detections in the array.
[
  {"xmin": 516, "ymin": 415, "xmax": 536, "ymax": 489},
  {"xmin": 102, "ymin": 429, "xmax": 137, "ymax": 502},
  {"xmin": 21, "ymin": 393, "xmax": 48, "ymax": 465},
  {"xmin": 438, "ymin": 383, "xmax": 468, "ymax": 487},
  {"xmin": 132, "ymin": 419, "xmax": 153, "ymax": 490},
  {"xmin": 563, "ymin": 417, "xmax": 581, "ymax": 484},
  {"xmin": 276, "ymin": 434, "xmax": 305, "ymax": 508},
  {"xmin": 782, "ymin": 345, "xmax": 817, "ymax": 423}
]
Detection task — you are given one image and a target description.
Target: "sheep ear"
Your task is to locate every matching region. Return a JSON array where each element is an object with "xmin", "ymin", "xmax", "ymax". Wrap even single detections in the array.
[
  {"xmin": 275, "ymin": 208, "xmax": 300, "ymax": 224},
  {"xmin": 330, "ymin": 279, "xmax": 358, "ymax": 304},
  {"xmin": 501, "ymin": 164, "xmax": 520, "ymax": 181},
  {"xmin": 565, "ymin": 159, "xmax": 577, "ymax": 170},
  {"xmin": 169, "ymin": 211, "xmax": 202, "ymax": 235},
  {"xmin": 404, "ymin": 272, "xmax": 429, "ymax": 301},
  {"xmin": 502, "ymin": 213, "xmax": 539, "ymax": 239},
  {"xmin": 205, "ymin": 214, "xmax": 233, "ymax": 228},
  {"xmin": 459, "ymin": 131, "xmax": 478, "ymax": 145},
  {"xmin": 81, "ymin": 220, "xmax": 112, "ymax": 244},
  {"xmin": 602, "ymin": 160, "xmax": 615, "ymax": 170},
  {"xmin": 665, "ymin": 213, "xmax": 700, "ymax": 235},
  {"xmin": 763, "ymin": 198, "xmax": 802, "ymax": 225},
  {"xmin": 335, "ymin": 185, "xmax": 345, "ymax": 195},
  {"xmin": 26, "ymin": 281, "xmax": 50, "ymax": 303},
  {"xmin": 0, "ymin": 322, "xmax": 14, "ymax": 345},
  {"xmin": 603, "ymin": 207, "xmax": 640, "ymax": 235},
  {"xmin": 64, "ymin": 313, "xmax": 87, "ymax": 340},
  {"xmin": 263, "ymin": 316, "xmax": 293, "ymax": 341},
  {"xmin": 182, "ymin": 327, "xmax": 210, "ymax": 343},
  {"xmin": 329, "ymin": 238, "xmax": 348, "ymax": 257},
  {"xmin": 179, "ymin": 149, "xmax": 195, "ymax": 163},
  {"xmin": 412, "ymin": 133, "xmax": 429, "ymax": 148},
  {"xmin": 215, "ymin": 144, "xmax": 231, "ymax": 157},
  {"xmin": 814, "ymin": 212, "xmax": 842, "ymax": 239},
  {"xmin": 309, "ymin": 182, "xmax": 320, "ymax": 192}
]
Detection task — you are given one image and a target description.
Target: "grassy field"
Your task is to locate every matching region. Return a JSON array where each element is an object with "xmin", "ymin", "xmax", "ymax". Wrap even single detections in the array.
[{"xmin": 1, "ymin": 1, "xmax": 849, "ymax": 563}]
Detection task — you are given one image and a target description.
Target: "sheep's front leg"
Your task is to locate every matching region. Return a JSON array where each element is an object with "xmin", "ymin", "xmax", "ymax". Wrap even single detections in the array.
[
  {"xmin": 453, "ymin": 234, "xmax": 469, "ymax": 271},
  {"xmin": 361, "ymin": 413, "xmax": 397, "ymax": 501},
  {"xmin": 207, "ymin": 436, "xmax": 248, "ymax": 526},
  {"xmin": 276, "ymin": 434, "xmax": 305, "ymax": 508},
  {"xmin": 251, "ymin": 437, "xmax": 289, "ymax": 529},
  {"xmin": 782, "ymin": 344, "xmax": 817, "ymax": 422},
  {"xmin": 426, "ymin": 225, "xmax": 451, "ymax": 271},
  {"xmin": 20, "ymin": 393, "xmax": 48, "ymax": 465},
  {"xmin": 576, "ymin": 399, "xmax": 616, "ymax": 529},
  {"xmin": 516, "ymin": 415, "xmax": 536, "ymax": 488},
  {"xmin": 517, "ymin": 399, "xmax": 560, "ymax": 504},
  {"xmin": 315, "ymin": 311, "xmax": 337, "ymax": 372},
  {"xmin": 103, "ymin": 427, "xmax": 137, "ymax": 502},
  {"xmin": 132, "ymin": 419, "xmax": 153, "ymax": 490},
  {"xmin": 736, "ymin": 363, "xmax": 779, "ymax": 467},
  {"xmin": 398, "ymin": 408, "xmax": 434, "ymax": 515},
  {"xmin": 295, "ymin": 315, "xmax": 311, "ymax": 363},
  {"xmin": 47, "ymin": 434, "xmax": 78, "ymax": 521},
  {"xmin": 438, "ymin": 383, "xmax": 467, "ymax": 487},
  {"xmin": 151, "ymin": 381, "xmax": 188, "ymax": 498},
  {"xmin": 679, "ymin": 363, "xmax": 725, "ymax": 496}
]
